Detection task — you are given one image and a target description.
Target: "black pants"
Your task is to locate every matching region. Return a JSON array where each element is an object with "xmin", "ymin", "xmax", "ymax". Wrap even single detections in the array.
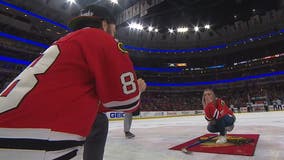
[
  {"xmin": 207, "ymin": 115, "xmax": 235, "ymax": 136},
  {"xmin": 83, "ymin": 113, "xmax": 109, "ymax": 160}
]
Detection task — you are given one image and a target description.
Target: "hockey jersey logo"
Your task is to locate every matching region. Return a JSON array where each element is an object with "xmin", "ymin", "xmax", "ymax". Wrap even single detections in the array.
[
  {"xmin": 117, "ymin": 42, "xmax": 128, "ymax": 54},
  {"xmin": 221, "ymin": 100, "xmax": 226, "ymax": 106}
]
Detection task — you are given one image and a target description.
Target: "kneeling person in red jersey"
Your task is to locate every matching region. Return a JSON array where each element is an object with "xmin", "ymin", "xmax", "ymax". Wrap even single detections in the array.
[{"xmin": 202, "ymin": 89, "xmax": 236, "ymax": 144}]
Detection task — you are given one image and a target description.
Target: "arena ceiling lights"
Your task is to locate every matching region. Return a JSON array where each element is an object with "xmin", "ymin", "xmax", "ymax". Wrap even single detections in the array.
[
  {"xmin": 168, "ymin": 28, "xmax": 174, "ymax": 33},
  {"xmin": 204, "ymin": 24, "xmax": 210, "ymax": 29},
  {"xmin": 177, "ymin": 27, "xmax": 189, "ymax": 33},
  {"xmin": 128, "ymin": 22, "xmax": 145, "ymax": 31},
  {"xmin": 193, "ymin": 26, "xmax": 199, "ymax": 32},
  {"xmin": 176, "ymin": 25, "xmax": 210, "ymax": 33},
  {"xmin": 110, "ymin": 0, "xmax": 119, "ymax": 4},
  {"xmin": 66, "ymin": 0, "xmax": 77, "ymax": 5},
  {"xmin": 128, "ymin": 22, "xmax": 211, "ymax": 33}
]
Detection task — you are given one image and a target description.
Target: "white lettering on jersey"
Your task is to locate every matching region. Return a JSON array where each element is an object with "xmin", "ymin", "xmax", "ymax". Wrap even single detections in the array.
[
  {"xmin": 0, "ymin": 45, "xmax": 60, "ymax": 113},
  {"xmin": 120, "ymin": 72, "xmax": 136, "ymax": 95}
]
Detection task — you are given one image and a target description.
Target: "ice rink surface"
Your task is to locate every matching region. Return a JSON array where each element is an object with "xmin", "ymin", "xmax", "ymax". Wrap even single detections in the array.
[{"xmin": 104, "ymin": 111, "xmax": 284, "ymax": 160}]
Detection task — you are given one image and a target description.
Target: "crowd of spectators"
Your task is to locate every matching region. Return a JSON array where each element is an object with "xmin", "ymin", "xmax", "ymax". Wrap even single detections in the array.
[
  {"xmin": 141, "ymin": 92, "xmax": 202, "ymax": 111},
  {"xmin": 140, "ymin": 81, "xmax": 284, "ymax": 111},
  {"xmin": 0, "ymin": 37, "xmax": 41, "ymax": 60},
  {"xmin": 0, "ymin": 72, "xmax": 16, "ymax": 91},
  {"xmin": 136, "ymin": 56, "xmax": 284, "ymax": 83}
]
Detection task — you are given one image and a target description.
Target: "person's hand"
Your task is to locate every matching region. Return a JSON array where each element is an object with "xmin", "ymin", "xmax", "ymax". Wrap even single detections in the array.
[{"xmin": 137, "ymin": 78, "xmax": 146, "ymax": 93}]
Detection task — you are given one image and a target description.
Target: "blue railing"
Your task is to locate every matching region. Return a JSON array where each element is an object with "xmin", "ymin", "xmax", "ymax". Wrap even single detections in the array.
[
  {"xmin": 146, "ymin": 71, "xmax": 284, "ymax": 86},
  {"xmin": 0, "ymin": 0, "xmax": 71, "ymax": 31},
  {"xmin": 0, "ymin": 32, "xmax": 49, "ymax": 49},
  {"xmin": 0, "ymin": 55, "xmax": 30, "ymax": 65}
]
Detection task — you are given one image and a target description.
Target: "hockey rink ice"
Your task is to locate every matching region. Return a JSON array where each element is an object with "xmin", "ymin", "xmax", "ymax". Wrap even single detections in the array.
[{"xmin": 104, "ymin": 111, "xmax": 284, "ymax": 160}]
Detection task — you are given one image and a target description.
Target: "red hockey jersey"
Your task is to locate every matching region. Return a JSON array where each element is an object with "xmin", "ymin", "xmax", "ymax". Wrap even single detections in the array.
[
  {"xmin": 0, "ymin": 28, "xmax": 140, "ymax": 137},
  {"xmin": 204, "ymin": 98, "xmax": 234, "ymax": 121}
]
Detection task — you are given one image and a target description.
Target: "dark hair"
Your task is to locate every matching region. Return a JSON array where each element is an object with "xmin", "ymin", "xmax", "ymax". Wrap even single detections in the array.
[
  {"xmin": 68, "ymin": 5, "xmax": 115, "ymax": 31},
  {"xmin": 68, "ymin": 16, "xmax": 103, "ymax": 31}
]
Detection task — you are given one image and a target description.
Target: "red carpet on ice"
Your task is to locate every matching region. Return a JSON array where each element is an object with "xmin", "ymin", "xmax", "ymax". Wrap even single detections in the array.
[{"xmin": 169, "ymin": 134, "xmax": 259, "ymax": 156}]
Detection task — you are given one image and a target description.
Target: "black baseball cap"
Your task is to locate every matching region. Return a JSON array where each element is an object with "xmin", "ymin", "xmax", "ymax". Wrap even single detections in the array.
[{"xmin": 68, "ymin": 5, "xmax": 115, "ymax": 30}]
